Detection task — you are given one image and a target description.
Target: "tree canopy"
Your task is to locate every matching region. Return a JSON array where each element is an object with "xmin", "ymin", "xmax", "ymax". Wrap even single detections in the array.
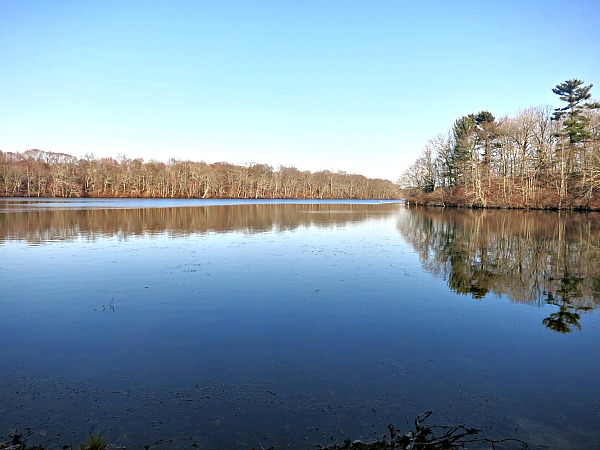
[
  {"xmin": 400, "ymin": 79, "xmax": 600, "ymax": 210},
  {"xmin": 552, "ymin": 78, "xmax": 598, "ymax": 143},
  {"xmin": 0, "ymin": 151, "xmax": 401, "ymax": 200}
]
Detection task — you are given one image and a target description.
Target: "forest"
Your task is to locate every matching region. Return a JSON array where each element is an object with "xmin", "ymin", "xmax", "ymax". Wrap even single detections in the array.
[
  {"xmin": 400, "ymin": 79, "xmax": 600, "ymax": 209},
  {"xmin": 0, "ymin": 151, "xmax": 400, "ymax": 200}
]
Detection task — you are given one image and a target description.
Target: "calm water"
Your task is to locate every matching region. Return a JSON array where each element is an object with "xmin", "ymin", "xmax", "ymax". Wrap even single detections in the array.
[{"xmin": 1, "ymin": 199, "xmax": 599, "ymax": 449}]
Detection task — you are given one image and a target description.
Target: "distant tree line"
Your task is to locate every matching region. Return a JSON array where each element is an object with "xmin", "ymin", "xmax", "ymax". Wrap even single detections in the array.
[
  {"xmin": 0, "ymin": 151, "xmax": 401, "ymax": 199},
  {"xmin": 400, "ymin": 79, "xmax": 600, "ymax": 209}
]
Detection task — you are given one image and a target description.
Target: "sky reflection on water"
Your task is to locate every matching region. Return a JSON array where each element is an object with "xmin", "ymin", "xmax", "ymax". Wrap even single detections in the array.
[{"xmin": 1, "ymin": 200, "xmax": 599, "ymax": 449}]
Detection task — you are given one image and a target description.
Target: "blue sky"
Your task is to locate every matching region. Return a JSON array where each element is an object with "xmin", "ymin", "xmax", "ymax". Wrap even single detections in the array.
[{"xmin": 1, "ymin": 1, "xmax": 599, "ymax": 181}]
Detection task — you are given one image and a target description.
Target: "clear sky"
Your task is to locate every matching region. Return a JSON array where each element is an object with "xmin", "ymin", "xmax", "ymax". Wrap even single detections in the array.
[{"xmin": 1, "ymin": 1, "xmax": 599, "ymax": 181}]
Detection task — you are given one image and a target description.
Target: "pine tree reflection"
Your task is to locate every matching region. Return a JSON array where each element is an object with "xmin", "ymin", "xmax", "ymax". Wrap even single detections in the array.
[{"xmin": 542, "ymin": 276, "xmax": 594, "ymax": 333}]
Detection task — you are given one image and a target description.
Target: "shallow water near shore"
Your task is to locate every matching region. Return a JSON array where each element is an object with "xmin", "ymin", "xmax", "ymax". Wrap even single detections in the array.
[{"xmin": 1, "ymin": 199, "xmax": 599, "ymax": 449}]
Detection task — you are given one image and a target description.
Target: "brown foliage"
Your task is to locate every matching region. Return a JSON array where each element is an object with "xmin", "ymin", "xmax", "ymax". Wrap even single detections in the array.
[{"xmin": 0, "ymin": 150, "xmax": 401, "ymax": 200}]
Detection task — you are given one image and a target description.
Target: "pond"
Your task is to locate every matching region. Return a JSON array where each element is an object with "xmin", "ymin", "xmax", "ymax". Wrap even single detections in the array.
[{"xmin": 1, "ymin": 199, "xmax": 599, "ymax": 449}]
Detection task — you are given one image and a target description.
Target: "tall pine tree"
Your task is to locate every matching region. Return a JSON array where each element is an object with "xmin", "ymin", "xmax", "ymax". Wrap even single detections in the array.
[{"xmin": 552, "ymin": 79, "xmax": 597, "ymax": 143}]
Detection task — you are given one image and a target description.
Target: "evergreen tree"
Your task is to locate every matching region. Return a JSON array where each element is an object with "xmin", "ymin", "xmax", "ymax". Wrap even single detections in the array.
[
  {"xmin": 473, "ymin": 111, "xmax": 495, "ymax": 125},
  {"xmin": 448, "ymin": 115, "xmax": 476, "ymax": 186},
  {"xmin": 552, "ymin": 79, "xmax": 597, "ymax": 143},
  {"xmin": 448, "ymin": 111, "xmax": 496, "ymax": 186}
]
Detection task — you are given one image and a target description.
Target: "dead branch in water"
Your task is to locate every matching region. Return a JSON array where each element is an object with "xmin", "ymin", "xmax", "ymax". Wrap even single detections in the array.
[{"xmin": 316, "ymin": 411, "xmax": 529, "ymax": 449}]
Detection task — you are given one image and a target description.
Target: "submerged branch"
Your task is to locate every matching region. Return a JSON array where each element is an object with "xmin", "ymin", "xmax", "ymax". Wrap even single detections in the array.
[{"xmin": 318, "ymin": 411, "xmax": 529, "ymax": 450}]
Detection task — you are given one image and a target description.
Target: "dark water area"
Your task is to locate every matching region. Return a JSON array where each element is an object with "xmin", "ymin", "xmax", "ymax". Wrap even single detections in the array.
[{"xmin": 1, "ymin": 199, "xmax": 599, "ymax": 449}]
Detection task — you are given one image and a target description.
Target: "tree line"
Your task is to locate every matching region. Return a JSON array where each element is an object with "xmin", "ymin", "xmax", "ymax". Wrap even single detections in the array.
[
  {"xmin": 0, "ymin": 150, "xmax": 401, "ymax": 199},
  {"xmin": 400, "ymin": 78, "xmax": 600, "ymax": 209}
]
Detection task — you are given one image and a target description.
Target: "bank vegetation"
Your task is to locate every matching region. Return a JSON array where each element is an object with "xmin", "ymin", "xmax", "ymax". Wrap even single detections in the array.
[{"xmin": 400, "ymin": 79, "xmax": 600, "ymax": 210}]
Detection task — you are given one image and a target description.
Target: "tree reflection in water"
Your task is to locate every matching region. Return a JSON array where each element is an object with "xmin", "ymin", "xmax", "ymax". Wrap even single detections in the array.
[
  {"xmin": 542, "ymin": 276, "xmax": 594, "ymax": 333},
  {"xmin": 397, "ymin": 207, "xmax": 600, "ymax": 332}
]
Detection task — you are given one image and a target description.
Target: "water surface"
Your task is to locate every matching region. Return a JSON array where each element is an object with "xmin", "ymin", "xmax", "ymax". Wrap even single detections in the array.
[{"xmin": 1, "ymin": 199, "xmax": 599, "ymax": 449}]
